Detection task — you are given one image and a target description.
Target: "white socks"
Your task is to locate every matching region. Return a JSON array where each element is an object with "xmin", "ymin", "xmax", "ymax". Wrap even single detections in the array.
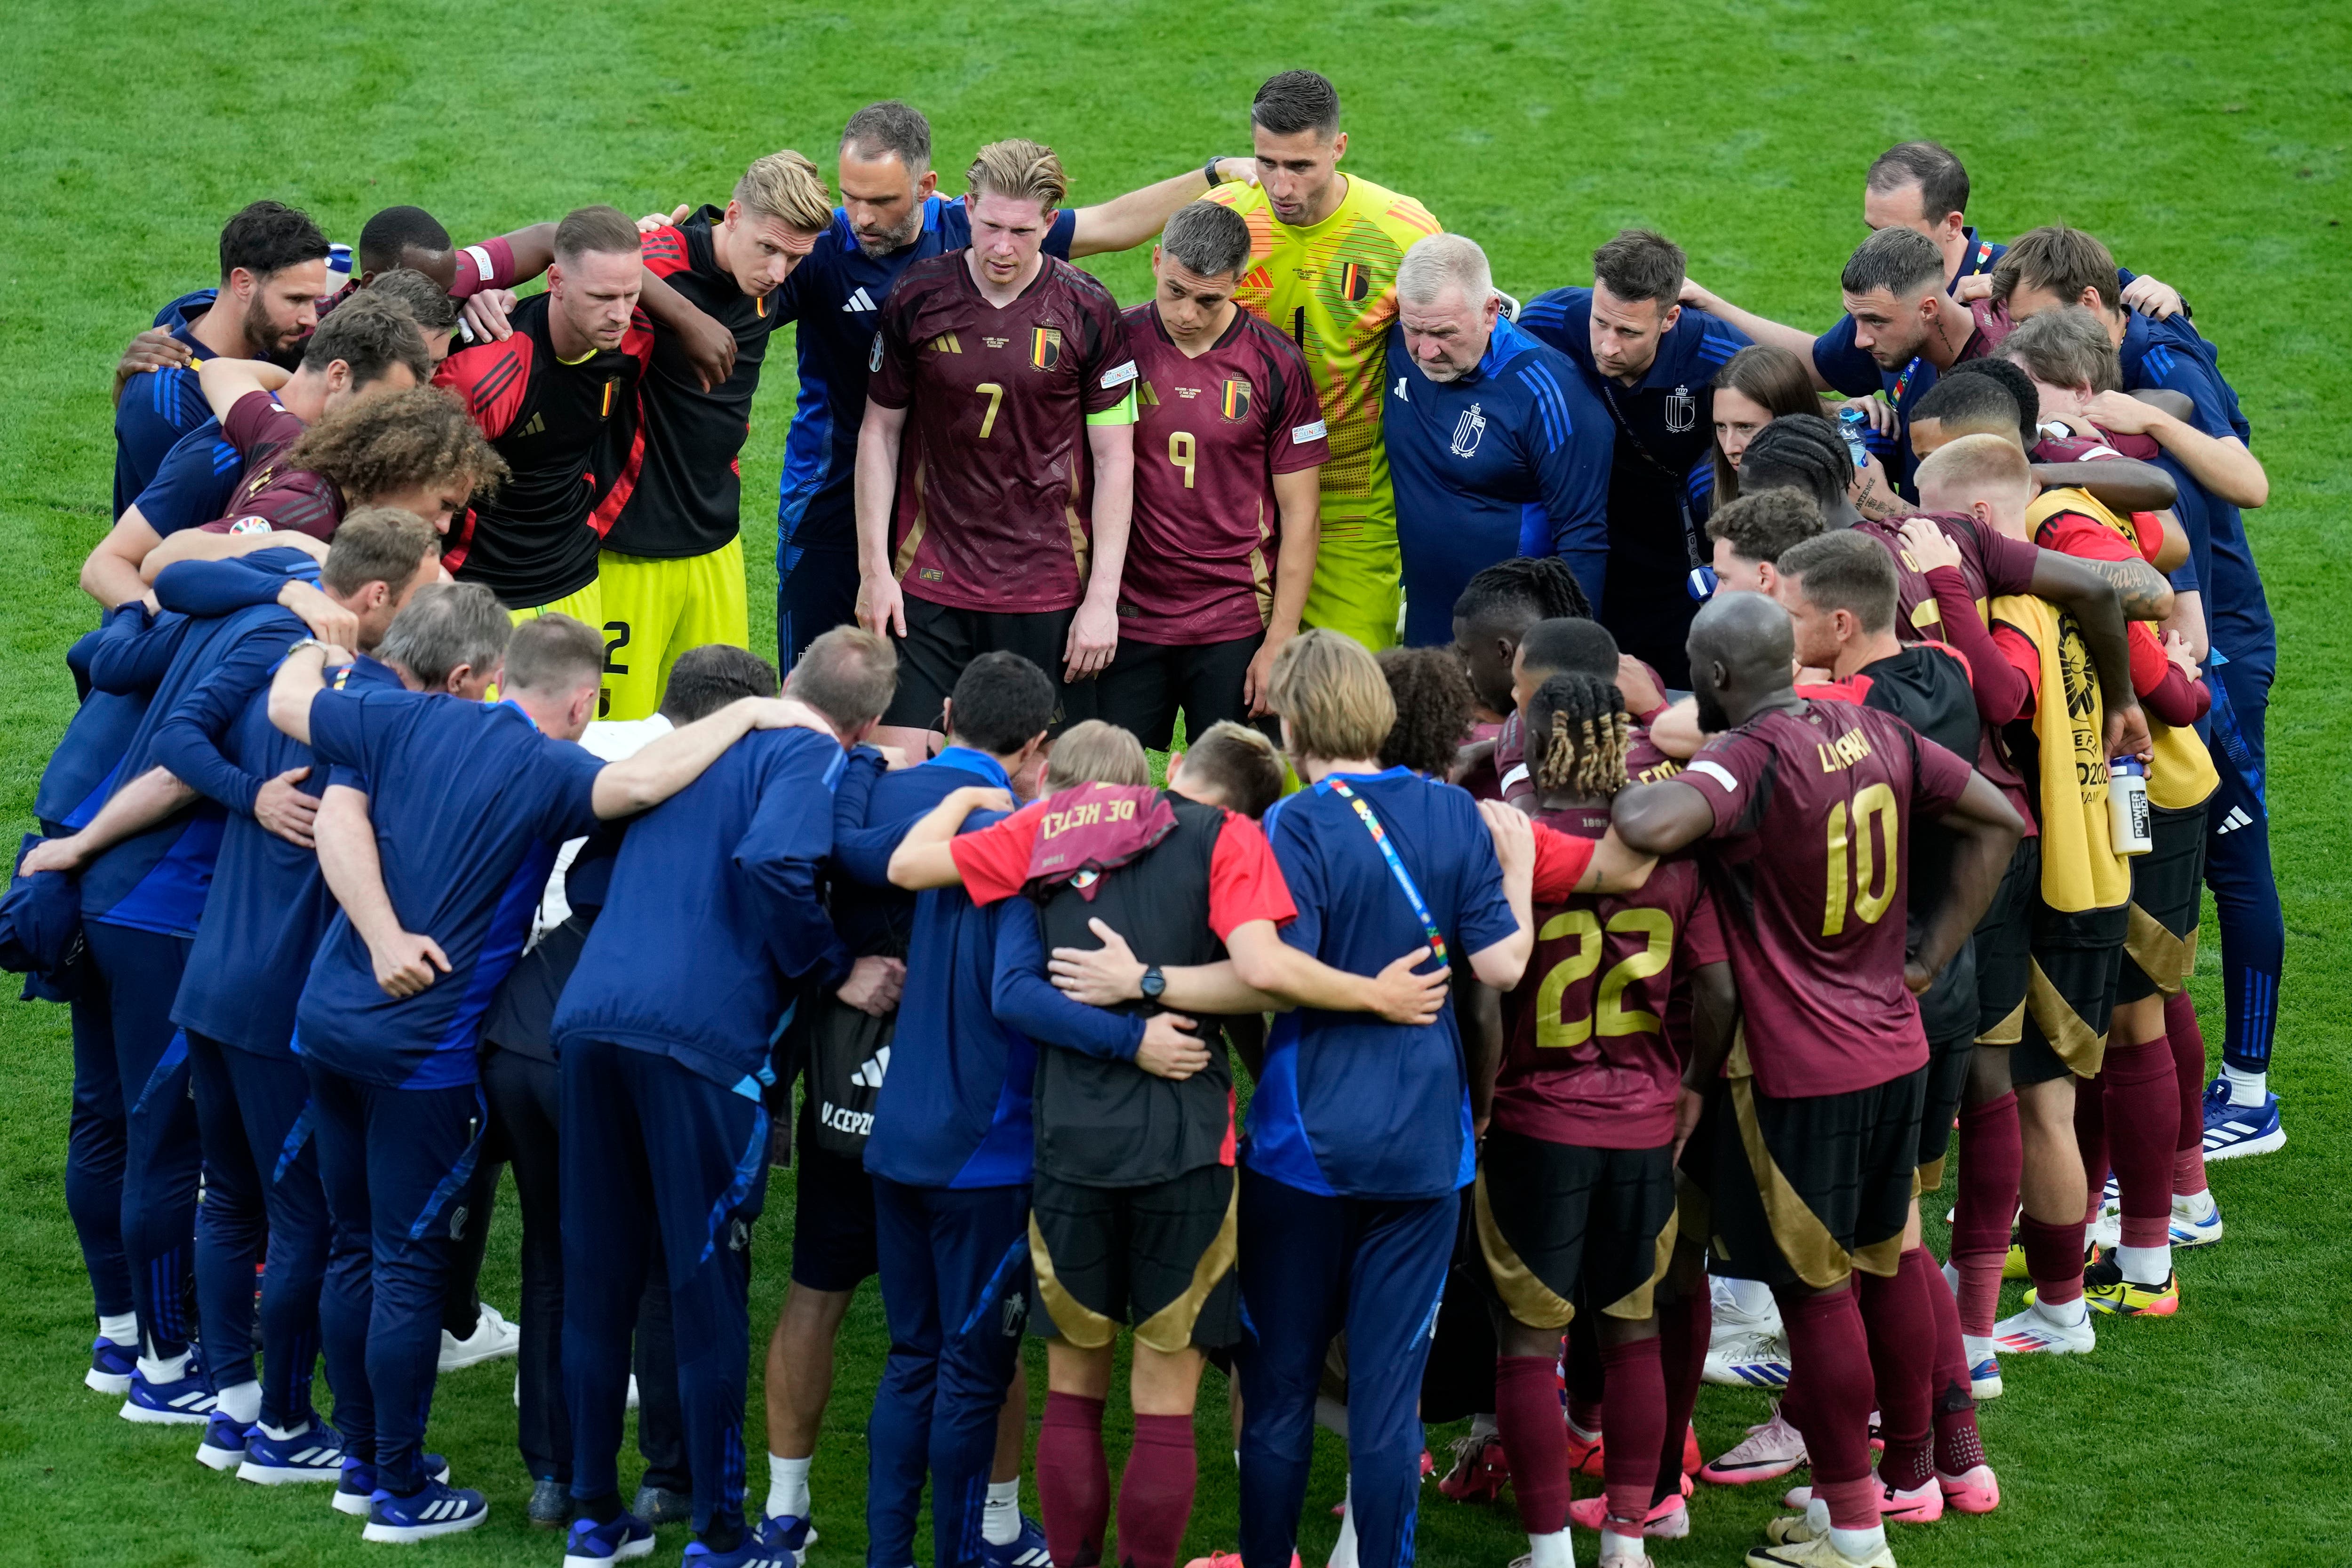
[
  {"xmin": 258, "ymin": 1418, "xmax": 307, "ymax": 1442},
  {"xmin": 1829, "ymin": 1523, "xmax": 1888, "ymax": 1561},
  {"xmin": 1963, "ymin": 1333, "xmax": 1994, "ymax": 1367},
  {"xmin": 2116, "ymin": 1242, "xmax": 2172, "ymax": 1285},
  {"xmin": 1724, "ymin": 1277, "xmax": 1775, "ymax": 1319},
  {"xmin": 766, "ymin": 1453, "xmax": 812, "ymax": 1523},
  {"xmin": 2033, "ymin": 1293, "xmax": 2089, "ymax": 1329},
  {"xmin": 2223, "ymin": 1064, "xmax": 2267, "ymax": 1106},
  {"xmin": 1601, "ymin": 1524, "xmax": 1648, "ymax": 1560},
  {"xmin": 1523, "ymin": 1524, "xmax": 1576, "ymax": 1567},
  {"xmin": 981, "ymin": 1478, "xmax": 1021, "ymax": 1546},
  {"xmin": 1328, "ymin": 1478, "xmax": 1360, "ymax": 1568},
  {"xmin": 98, "ymin": 1313, "xmax": 137, "ymax": 1346},
  {"xmin": 2176, "ymin": 1189, "xmax": 2217, "ymax": 1220},
  {"xmin": 215, "ymin": 1379, "xmax": 261, "ymax": 1425},
  {"xmin": 138, "ymin": 1350, "xmax": 190, "ymax": 1384}
]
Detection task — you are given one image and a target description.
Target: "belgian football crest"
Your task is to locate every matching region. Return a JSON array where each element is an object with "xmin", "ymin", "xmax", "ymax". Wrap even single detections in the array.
[
  {"xmin": 1339, "ymin": 262, "xmax": 1371, "ymax": 304},
  {"xmin": 1029, "ymin": 326, "xmax": 1062, "ymax": 371},
  {"xmin": 1450, "ymin": 401, "xmax": 1487, "ymax": 459},
  {"xmin": 1219, "ymin": 378, "xmax": 1252, "ymax": 423},
  {"xmin": 1664, "ymin": 384, "xmax": 1696, "ymax": 433}
]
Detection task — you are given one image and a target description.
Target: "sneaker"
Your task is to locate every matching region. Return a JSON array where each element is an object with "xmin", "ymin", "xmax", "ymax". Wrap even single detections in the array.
[
  {"xmin": 1436, "ymin": 1429, "xmax": 1509, "ymax": 1502},
  {"xmin": 530, "ymin": 1477, "xmax": 570, "ymax": 1528},
  {"xmin": 1780, "ymin": 1472, "xmax": 1942, "ymax": 1524},
  {"xmin": 238, "ymin": 1422, "xmax": 345, "ymax": 1484},
  {"xmin": 1705, "ymin": 1327, "xmax": 1794, "ymax": 1388},
  {"xmin": 1992, "ymin": 1302, "xmax": 2095, "ymax": 1355},
  {"xmin": 361, "ymin": 1478, "xmax": 489, "ymax": 1543},
  {"xmin": 981, "ymin": 1513, "xmax": 1052, "ymax": 1567},
  {"xmin": 634, "ymin": 1484, "xmax": 694, "ymax": 1526},
  {"xmin": 2171, "ymin": 1194, "xmax": 2225, "ymax": 1248},
  {"xmin": 1966, "ymin": 1353, "xmax": 2003, "ymax": 1401},
  {"xmin": 1936, "ymin": 1463, "xmax": 2000, "ymax": 1514},
  {"xmin": 1419, "ymin": 1449, "xmax": 1435, "ymax": 1481},
  {"xmin": 1683, "ymin": 1421, "xmax": 1703, "ymax": 1476},
  {"xmin": 87, "ymin": 1336, "xmax": 137, "ymax": 1395},
  {"xmin": 2087, "ymin": 1199, "xmax": 2121, "ymax": 1250},
  {"xmin": 333, "ymin": 1454, "xmax": 451, "ymax": 1516},
  {"xmin": 1565, "ymin": 1420, "xmax": 1605, "ymax": 1478},
  {"xmin": 684, "ymin": 1517, "xmax": 814, "ymax": 1568},
  {"xmin": 2202, "ymin": 1079, "xmax": 2284, "ymax": 1160},
  {"xmin": 2078, "ymin": 1257, "xmax": 2180, "ymax": 1317},
  {"xmin": 563, "ymin": 1510, "xmax": 656, "ymax": 1566},
  {"xmin": 438, "ymin": 1301, "xmax": 521, "ymax": 1372},
  {"xmin": 1182, "ymin": 1556, "xmax": 1301, "ymax": 1568},
  {"xmin": 120, "ymin": 1365, "xmax": 217, "ymax": 1425},
  {"xmin": 195, "ymin": 1412, "xmax": 249, "ymax": 1471},
  {"xmin": 1699, "ymin": 1405, "xmax": 1808, "ymax": 1485},
  {"xmin": 1746, "ymin": 1532, "xmax": 1897, "ymax": 1567},
  {"xmin": 1567, "ymin": 1492, "xmax": 1691, "ymax": 1536},
  {"xmin": 2000, "ymin": 1241, "xmax": 2030, "ymax": 1280}
]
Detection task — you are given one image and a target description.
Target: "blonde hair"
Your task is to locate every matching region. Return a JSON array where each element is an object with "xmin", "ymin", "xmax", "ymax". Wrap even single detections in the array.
[
  {"xmin": 1268, "ymin": 629, "xmax": 1395, "ymax": 765},
  {"xmin": 735, "ymin": 149, "xmax": 833, "ymax": 235},
  {"xmin": 1179, "ymin": 721, "xmax": 1285, "ymax": 819},
  {"xmin": 1916, "ymin": 432, "xmax": 2034, "ymax": 510},
  {"xmin": 1043, "ymin": 720, "xmax": 1150, "ymax": 792},
  {"xmin": 966, "ymin": 138, "xmax": 1068, "ymax": 213},
  {"xmin": 1395, "ymin": 232, "xmax": 1491, "ymax": 307}
]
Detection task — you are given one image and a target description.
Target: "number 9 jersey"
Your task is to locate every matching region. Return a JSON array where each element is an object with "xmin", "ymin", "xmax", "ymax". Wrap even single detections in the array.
[
  {"xmin": 1494, "ymin": 805, "xmax": 1727, "ymax": 1150},
  {"xmin": 1677, "ymin": 699, "xmax": 1976, "ymax": 1098}
]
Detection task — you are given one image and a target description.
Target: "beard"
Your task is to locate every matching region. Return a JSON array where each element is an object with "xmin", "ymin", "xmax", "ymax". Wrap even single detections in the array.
[
  {"xmin": 1693, "ymin": 686, "xmax": 1732, "ymax": 735},
  {"xmin": 245, "ymin": 292, "xmax": 307, "ymax": 365},
  {"xmin": 853, "ymin": 211, "xmax": 924, "ymax": 258}
]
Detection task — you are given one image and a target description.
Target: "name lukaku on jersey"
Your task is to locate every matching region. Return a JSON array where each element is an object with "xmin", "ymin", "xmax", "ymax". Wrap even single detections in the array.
[{"xmin": 1817, "ymin": 726, "xmax": 1875, "ymax": 774}]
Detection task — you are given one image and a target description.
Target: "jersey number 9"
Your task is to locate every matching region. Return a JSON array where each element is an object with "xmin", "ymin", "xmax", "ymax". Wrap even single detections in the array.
[
  {"xmin": 1168, "ymin": 431, "xmax": 1197, "ymax": 489},
  {"xmin": 1823, "ymin": 781, "xmax": 1899, "ymax": 937},
  {"xmin": 1534, "ymin": 907, "xmax": 1674, "ymax": 1048}
]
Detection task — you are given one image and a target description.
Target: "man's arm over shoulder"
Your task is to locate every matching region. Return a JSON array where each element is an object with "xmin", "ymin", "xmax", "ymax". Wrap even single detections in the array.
[{"xmin": 435, "ymin": 336, "xmax": 533, "ymax": 440}]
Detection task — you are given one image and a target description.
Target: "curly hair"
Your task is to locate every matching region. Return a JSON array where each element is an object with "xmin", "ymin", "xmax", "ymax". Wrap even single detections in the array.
[
  {"xmin": 1527, "ymin": 671, "xmax": 1630, "ymax": 802},
  {"xmin": 282, "ymin": 386, "xmax": 507, "ymax": 503},
  {"xmin": 1373, "ymin": 646, "xmax": 1477, "ymax": 778},
  {"xmin": 1453, "ymin": 554, "xmax": 1591, "ymax": 628}
]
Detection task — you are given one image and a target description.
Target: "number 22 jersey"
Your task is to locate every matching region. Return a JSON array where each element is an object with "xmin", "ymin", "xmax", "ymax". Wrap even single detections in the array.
[{"xmin": 1675, "ymin": 700, "xmax": 1974, "ymax": 1098}]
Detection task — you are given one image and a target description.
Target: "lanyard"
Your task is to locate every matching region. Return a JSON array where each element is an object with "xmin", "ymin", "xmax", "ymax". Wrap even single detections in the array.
[{"xmin": 1323, "ymin": 778, "xmax": 1449, "ymax": 969}]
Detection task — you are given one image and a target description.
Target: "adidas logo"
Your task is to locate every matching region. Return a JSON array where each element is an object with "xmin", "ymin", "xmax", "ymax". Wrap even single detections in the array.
[
  {"xmin": 849, "ymin": 1046, "xmax": 890, "ymax": 1089},
  {"xmin": 513, "ymin": 411, "xmax": 545, "ymax": 438},
  {"xmin": 842, "ymin": 287, "xmax": 878, "ymax": 313},
  {"xmin": 2216, "ymin": 806, "xmax": 2254, "ymax": 835},
  {"xmin": 927, "ymin": 332, "xmax": 962, "ymax": 354}
]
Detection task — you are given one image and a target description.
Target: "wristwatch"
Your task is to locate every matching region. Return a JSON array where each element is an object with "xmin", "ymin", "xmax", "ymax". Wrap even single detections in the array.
[
  {"xmin": 1140, "ymin": 965, "xmax": 1167, "ymax": 1004},
  {"xmin": 285, "ymin": 637, "xmax": 331, "ymax": 660},
  {"xmin": 1203, "ymin": 157, "xmax": 1229, "ymax": 189}
]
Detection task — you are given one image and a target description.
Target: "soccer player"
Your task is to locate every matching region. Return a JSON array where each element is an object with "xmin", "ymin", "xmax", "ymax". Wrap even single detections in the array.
[
  {"xmin": 1203, "ymin": 69, "xmax": 1443, "ymax": 653},
  {"xmin": 112, "ymin": 201, "xmax": 331, "ymax": 515},
  {"xmin": 1612, "ymin": 591, "xmax": 2021, "ymax": 1568},
  {"xmin": 769, "ymin": 98, "xmax": 1261, "ymax": 669},
  {"xmin": 1519, "ymin": 230, "xmax": 1752, "ymax": 686},
  {"xmin": 262, "ymin": 613, "xmax": 826, "ymax": 1541},
  {"xmin": 550, "ymin": 629, "xmax": 893, "ymax": 1567},
  {"xmin": 1233, "ymin": 629, "xmax": 1533, "ymax": 1568},
  {"xmin": 434, "ymin": 207, "xmax": 654, "ymax": 628},
  {"xmin": 1450, "ymin": 557, "xmax": 1596, "ymax": 802},
  {"xmin": 1385, "ymin": 233, "xmax": 1612, "ymax": 645},
  {"xmin": 854, "ymin": 139, "xmax": 1138, "ymax": 754},
  {"xmin": 590, "ymin": 152, "xmax": 834, "ymax": 721},
  {"xmin": 1096, "ymin": 199, "xmax": 1327, "ymax": 748},
  {"xmin": 1481, "ymin": 669, "xmax": 1733, "ymax": 1568},
  {"xmin": 83, "ymin": 291, "xmax": 438, "ymax": 603}
]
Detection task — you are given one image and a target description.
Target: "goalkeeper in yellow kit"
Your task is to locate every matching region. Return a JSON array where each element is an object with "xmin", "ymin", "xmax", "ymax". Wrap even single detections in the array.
[{"xmin": 1206, "ymin": 70, "xmax": 1440, "ymax": 651}]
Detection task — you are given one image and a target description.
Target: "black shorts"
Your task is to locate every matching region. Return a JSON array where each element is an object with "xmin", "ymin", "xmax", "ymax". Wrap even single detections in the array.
[
  {"xmin": 1915, "ymin": 1030, "xmax": 1974, "ymax": 1195},
  {"xmin": 1972, "ymin": 836, "xmax": 2039, "ymax": 1047},
  {"xmin": 1707, "ymin": 1065, "xmax": 1928, "ymax": 1289},
  {"xmin": 789, "ymin": 1112, "xmax": 879, "ymax": 1292},
  {"xmin": 2015, "ymin": 900, "xmax": 2127, "ymax": 1087},
  {"xmin": 1475, "ymin": 1128, "xmax": 1676, "ymax": 1328},
  {"xmin": 2118, "ymin": 802, "xmax": 2208, "ymax": 1004},
  {"xmin": 1094, "ymin": 630, "xmax": 1279, "ymax": 752},
  {"xmin": 1028, "ymin": 1165, "xmax": 1239, "ymax": 1353},
  {"xmin": 884, "ymin": 593, "xmax": 1096, "ymax": 734}
]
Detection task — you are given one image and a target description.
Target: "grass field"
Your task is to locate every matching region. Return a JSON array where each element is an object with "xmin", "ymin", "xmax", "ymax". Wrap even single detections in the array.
[{"xmin": 5, "ymin": 1, "xmax": 2350, "ymax": 1563}]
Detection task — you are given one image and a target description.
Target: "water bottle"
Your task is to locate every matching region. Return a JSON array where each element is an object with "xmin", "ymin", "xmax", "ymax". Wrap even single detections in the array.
[
  {"xmin": 1686, "ymin": 565, "xmax": 1718, "ymax": 601},
  {"xmin": 1838, "ymin": 406, "xmax": 1873, "ymax": 470},
  {"xmin": 2108, "ymin": 756, "xmax": 2152, "ymax": 855}
]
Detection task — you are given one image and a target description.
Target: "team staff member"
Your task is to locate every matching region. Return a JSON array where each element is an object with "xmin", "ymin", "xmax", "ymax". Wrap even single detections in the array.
[
  {"xmin": 1204, "ymin": 70, "xmax": 1442, "ymax": 653},
  {"xmin": 767, "ymin": 99, "xmax": 1262, "ymax": 669},
  {"xmin": 1099, "ymin": 200, "xmax": 1327, "ymax": 748},
  {"xmin": 113, "ymin": 201, "xmax": 332, "ymax": 514},
  {"xmin": 590, "ymin": 153, "xmax": 834, "ymax": 720},
  {"xmin": 1237, "ymin": 630, "xmax": 1533, "ymax": 1568},
  {"xmin": 263, "ymin": 614, "xmax": 827, "ymax": 1542},
  {"xmin": 855, "ymin": 140, "xmax": 1138, "ymax": 756},
  {"xmin": 1384, "ymin": 235, "xmax": 1611, "ymax": 646},
  {"xmin": 1612, "ymin": 592, "xmax": 2020, "ymax": 1568},
  {"xmin": 551, "ymin": 630, "xmax": 893, "ymax": 1568},
  {"xmin": 1520, "ymin": 230, "xmax": 1751, "ymax": 686}
]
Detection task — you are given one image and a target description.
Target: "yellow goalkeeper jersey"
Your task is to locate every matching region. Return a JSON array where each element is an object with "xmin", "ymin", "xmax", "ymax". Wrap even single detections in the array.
[{"xmin": 1206, "ymin": 172, "xmax": 1440, "ymax": 648}]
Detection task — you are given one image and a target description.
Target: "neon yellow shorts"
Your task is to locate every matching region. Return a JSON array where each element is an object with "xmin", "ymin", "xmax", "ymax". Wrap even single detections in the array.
[
  {"xmin": 595, "ymin": 537, "xmax": 750, "ymax": 721},
  {"xmin": 507, "ymin": 577, "xmax": 605, "ymax": 631},
  {"xmin": 1303, "ymin": 517, "xmax": 1402, "ymax": 653}
]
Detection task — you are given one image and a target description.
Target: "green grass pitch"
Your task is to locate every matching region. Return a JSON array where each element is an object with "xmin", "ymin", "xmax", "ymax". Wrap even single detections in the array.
[{"xmin": 3, "ymin": 1, "xmax": 2349, "ymax": 1562}]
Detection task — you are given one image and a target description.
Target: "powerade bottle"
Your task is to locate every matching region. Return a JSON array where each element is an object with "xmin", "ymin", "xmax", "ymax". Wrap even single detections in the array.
[
  {"xmin": 1838, "ymin": 406, "xmax": 1874, "ymax": 470},
  {"xmin": 2108, "ymin": 756, "xmax": 2153, "ymax": 855}
]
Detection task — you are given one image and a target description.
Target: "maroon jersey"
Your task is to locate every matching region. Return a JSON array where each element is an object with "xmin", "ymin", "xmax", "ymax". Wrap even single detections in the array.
[
  {"xmin": 1499, "ymin": 709, "xmax": 1681, "ymax": 811},
  {"xmin": 1676, "ymin": 699, "xmax": 1974, "ymax": 1098},
  {"xmin": 1853, "ymin": 509, "xmax": 2039, "ymax": 644},
  {"xmin": 1118, "ymin": 302, "xmax": 1327, "ymax": 643},
  {"xmin": 1494, "ymin": 804, "xmax": 1724, "ymax": 1149},
  {"xmin": 200, "ymin": 390, "xmax": 342, "ymax": 541},
  {"xmin": 867, "ymin": 253, "xmax": 1134, "ymax": 614}
]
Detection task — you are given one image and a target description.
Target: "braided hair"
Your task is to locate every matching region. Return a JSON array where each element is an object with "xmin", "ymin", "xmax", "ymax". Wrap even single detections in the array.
[
  {"xmin": 1739, "ymin": 412, "xmax": 1853, "ymax": 513},
  {"xmin": 1452, "ymin": 554, "xmax": 1593, "ymax": 627},
  {"xmin": 1527, "ymin": 671, "xmax": 1630, "ymax": 801}
]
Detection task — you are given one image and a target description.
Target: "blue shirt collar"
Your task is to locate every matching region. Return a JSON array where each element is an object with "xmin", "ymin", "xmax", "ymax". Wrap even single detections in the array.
[
  {"xmin": 1476, "ymin": 314, "xmax": 1537, "ymax": 380},
  {"xmin": 1313, "ymin": 764, "xmax": 1418, "ymax": 790},
  {"xmin": 494, "ymin": 696, "xmax": 542, "ymax": 732},
  {"xmin": 932, "ymin": 746, "xmax": 1012, "ymax": 789}
]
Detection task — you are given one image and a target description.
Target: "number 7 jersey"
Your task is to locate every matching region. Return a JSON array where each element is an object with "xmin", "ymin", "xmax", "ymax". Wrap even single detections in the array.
[{"xmin": 1676, "ymin": 699, "xmax": 1975, "ymax": 1098}]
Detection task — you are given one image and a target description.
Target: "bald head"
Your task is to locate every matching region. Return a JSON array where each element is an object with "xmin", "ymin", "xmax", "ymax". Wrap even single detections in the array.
[{"xmin": 1687, "ymin": 589, "xmax": 1796, "ymax": 732}]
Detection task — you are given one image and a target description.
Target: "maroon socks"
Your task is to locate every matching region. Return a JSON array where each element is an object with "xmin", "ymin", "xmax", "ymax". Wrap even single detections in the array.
[
  {"xmin": 2017, "ymin": 1215, "xmax": 2086, "ymax": 1306},
  {"xmin": 1597, "ymin": 1336, "xmax": 1666, "ymax": 1527},
  {"xmin": 1857, "ymin": 1254, "xmax": 1936, "ymax": 1493},
  {"xmin": 1653, "ymin": 1288, "xmax": 1710, "ymax": 1505},
  {"xmin": 1951, "ymin": 1091, "xmax": 2022, "ymax": 1337},
  {"xmin": 1115, "ymin": 1413, "xmax": 1197, "ymax": 1568},
  {"xmin": 2103, "ymin": 1036, "xmax": 2183, "ymax": 1250},
  {"xmin": 1777, "ymin": 1288, "xmax": 1876, "ymax": 1512},
  {"xmin": 1038, "ymin": 1391, "xmax": 1108, "ymax": 1568},
  {"xmin": 1494, "ymin": 1353, "xmax": 1571, "ymax": 1536},
  {"xmin": 2167, "ymin": 990, "xmax": 2211, "ymax": 1196}
]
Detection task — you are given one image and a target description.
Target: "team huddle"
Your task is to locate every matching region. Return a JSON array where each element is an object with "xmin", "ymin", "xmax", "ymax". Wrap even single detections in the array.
[{"xmin": 9, "ymin": 62, "xmax": 2289, "ymax": 1568}]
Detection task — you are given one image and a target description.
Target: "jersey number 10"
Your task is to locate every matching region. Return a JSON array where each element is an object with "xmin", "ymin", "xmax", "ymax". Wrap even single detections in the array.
[{"xmin": 1823, "ymin": 782, "xmax": 1899, "ymax": 937}]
